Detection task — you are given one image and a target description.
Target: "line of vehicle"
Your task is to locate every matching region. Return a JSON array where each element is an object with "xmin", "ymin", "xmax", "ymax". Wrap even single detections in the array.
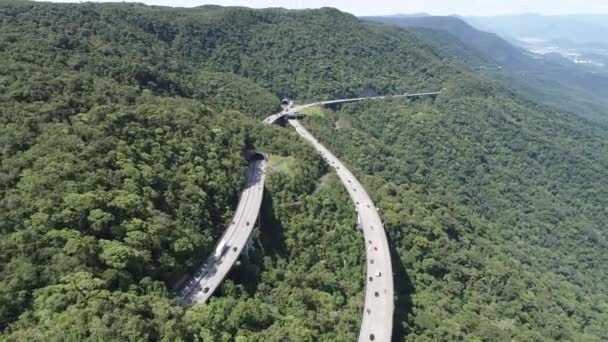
[
  {"xmin": 180, "ymin": 162, "xmax": 256, "ymax": 300},
  {"xmin": 288, "ymin": 119, "xmax": 394, "ymax": 342},
  {"xmin": 180, "ymin": 160, "xmax": 265, "ymax": 303}
]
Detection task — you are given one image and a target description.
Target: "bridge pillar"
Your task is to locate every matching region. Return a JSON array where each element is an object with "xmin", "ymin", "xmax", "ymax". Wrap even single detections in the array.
[{"xmin": 244, "ymin": 235, "xmax": 254, "ymax": 256}]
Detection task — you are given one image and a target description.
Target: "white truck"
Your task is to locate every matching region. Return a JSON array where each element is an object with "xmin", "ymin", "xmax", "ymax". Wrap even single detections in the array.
[{"xmin": 215, "ymin": 241, "xmax": 228, "ymax": 259}]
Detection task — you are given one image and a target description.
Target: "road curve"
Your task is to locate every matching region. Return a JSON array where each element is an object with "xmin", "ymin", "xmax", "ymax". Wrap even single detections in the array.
[
  {"xmin": 317, "ymin": 91, "xmax": 441, "ymax": 107},
  {"xmin": 179, "ymin": 159, "xmax": 266, "ymax": 303},
  {"xmin": 264, "ymin": 92, "xmax": 441, "ymax": 125},
  {"xmin": 288, "ymin": 119, "xmax": 394, "ymax": 342}
]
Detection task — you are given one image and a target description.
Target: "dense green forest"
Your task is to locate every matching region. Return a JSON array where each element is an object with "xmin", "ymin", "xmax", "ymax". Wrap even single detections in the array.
[
  {"xmin": 364, "ymin": 15, "xmax": 608, "ymax": 100},
  {"xmin": 0, "ymin": 2, "xmax": 370, "ymax": 339},
  {"xmin": 1, "ymin": 1, "xmax": 607, "ymax": 340},
  {"xmin": 363, "ymin": 15, "xmax": 608, "ymax": 124},
  {"xmin": 304, "ymin": 90, "xmax": 608, "ymax": 340}
]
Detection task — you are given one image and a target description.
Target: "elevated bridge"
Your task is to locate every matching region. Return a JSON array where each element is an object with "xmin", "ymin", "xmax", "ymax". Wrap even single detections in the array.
[
  {"xmin": 179, "ymin": 153, "xmax": 266, "ymax": 304},
  {"xmin": 264, "ymin": 91, "xmax": 441, "ymax": 125}
]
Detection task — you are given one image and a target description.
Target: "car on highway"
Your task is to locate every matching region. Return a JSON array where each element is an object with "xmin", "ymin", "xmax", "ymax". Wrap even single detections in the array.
[
  {"xmin": 203, "ymin": 287, "xmax": 210, "ymax": 294},
  {"xmin": 215, "ymin": 241, "xmax": 228, "ymax": 258}
]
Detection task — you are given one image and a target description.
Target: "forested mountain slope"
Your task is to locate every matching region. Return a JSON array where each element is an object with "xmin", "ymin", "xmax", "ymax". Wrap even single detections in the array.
[
  {"xmin": 375, "ymin": 25, "xmax": 608, "ymax": 126},
  {"xmin": 1, "ymin": 1, "xmax": 607, "ymax": 341},
  {"xmin": 0, "ymin": 2, "xmax": 383, "ymax": 339},
  {"xmin": 364, "ymin": 16, "xmax": 528, "ymax": 68},
  {"xmin": 304, "ymin": 85, "xmax": 608, "ymax": 340},
  {"xmin": 364, "ymin": 15, "xmax": 608, "ymax": 122},
  {"xmin": 397, "ymin": 26, "xmax": 497, "ymax": 68},
  {"xmin": 1, "ymin": 1, "xmax": 453, "ymax": 101}
]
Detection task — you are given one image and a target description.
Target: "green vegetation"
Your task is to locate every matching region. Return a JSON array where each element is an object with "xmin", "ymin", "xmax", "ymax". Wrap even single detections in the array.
[
  {"xmin": 364, "ymin": 15, "xmax": 608, "ymax": 123},
  {"xmin": 1, "ymin": 1, "xmax": 607, "ymax": 341},
  {"xmin": 304, "ymin": 88, "xmax": 608, "ymax": 340},
  {"xmin": 0, "ymin": 1, "xmax": 366, "ymax": 339},
  {"xmin": 299, "ymin": 106, "xmax": 326, "ymax": 117},
  {"xmin": 267, "ymin": 155, "xmax": 296, "ymax": 174}
]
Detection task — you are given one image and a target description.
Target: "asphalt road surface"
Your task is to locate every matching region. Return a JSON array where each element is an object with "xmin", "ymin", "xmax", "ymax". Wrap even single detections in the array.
[
  {"xmin": 264, "ymin": 92, "xmax": 441, "ymax": 125},
  {"xmin": 179, "ymin": 159, "xmax": 266, "ymax": 303},
  {"xmin": 288, "ymin": 119, "xmax": 394, "ymax": 342}
]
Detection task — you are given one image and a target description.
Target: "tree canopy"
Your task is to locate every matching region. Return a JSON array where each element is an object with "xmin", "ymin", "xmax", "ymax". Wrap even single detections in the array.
[{"xmin": 1, "ymin": 1, "xmax": 607, "ymax": 340}]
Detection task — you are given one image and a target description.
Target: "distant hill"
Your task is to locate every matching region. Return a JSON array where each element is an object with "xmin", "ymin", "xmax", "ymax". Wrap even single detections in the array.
[
  {"xmin": 363, "ymin": 15, "xmax": 608, "ymax": 121},
  {"xmin": 1, "ymin": 2, "xmax": 608, "ymax": 341},
  {"xmin": 401, "ymin": 26, "xmax": 497, "ymax": 67},
  {"xmin": 364, "ymin": 16, "xmax": 529, "ymax": 68},
  {"xmin": 465, "ymin": 14, "xmax": 608, "ymax": 46},
  {"xmin": 464, "ymin": 14, "xmax": 608, "ymax": 77}
]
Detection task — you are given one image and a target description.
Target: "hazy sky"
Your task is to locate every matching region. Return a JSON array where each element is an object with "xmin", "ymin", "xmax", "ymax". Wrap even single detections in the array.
[{"xmin": 42, "ymin": 0, "xmax": 608, "ymax": 16}]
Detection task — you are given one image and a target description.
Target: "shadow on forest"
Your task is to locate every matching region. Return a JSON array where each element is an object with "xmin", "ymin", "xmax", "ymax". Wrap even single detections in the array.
[
  {"xmin": 258, "ymin": 191, "xmax": 288, "ymax": 258},
  {"xmin": 388, "ymin": 237, "xmax": 415, "ymax": 341},
  {"xmin": 231, "ymin": 190, "xmax": 288, "ymax": 295}
]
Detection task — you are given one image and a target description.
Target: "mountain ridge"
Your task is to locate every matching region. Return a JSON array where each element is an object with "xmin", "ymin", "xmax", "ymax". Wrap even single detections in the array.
[
  {"xmin": 363, "ymin": 14, "xmax": 608, "ymax": 122},
  {"xmin": 1, "ymin": 2, "xmax": 607, "ymax": 341}
]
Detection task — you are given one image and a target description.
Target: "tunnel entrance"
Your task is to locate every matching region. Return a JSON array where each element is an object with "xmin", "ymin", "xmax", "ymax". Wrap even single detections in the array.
[{"xmin": 245, "ymin": 150, "xmax": 267, "ymax": 161}]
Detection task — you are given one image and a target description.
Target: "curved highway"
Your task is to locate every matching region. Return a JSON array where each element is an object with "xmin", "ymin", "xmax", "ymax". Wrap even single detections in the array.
[
  {"xmin": 179, "ymin": 158, "xmax": 266, "ymax": 303},
  {"xmin": 264, "ymin": 92, "xmax": 441, "ymax": 125},
  {"xmin": 182, "ymin": 92, "xmax": 434, "ymax": 333},
  {"xmin": 288, "ymin": 119, "xmax": 394, "ymax": 342}
]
